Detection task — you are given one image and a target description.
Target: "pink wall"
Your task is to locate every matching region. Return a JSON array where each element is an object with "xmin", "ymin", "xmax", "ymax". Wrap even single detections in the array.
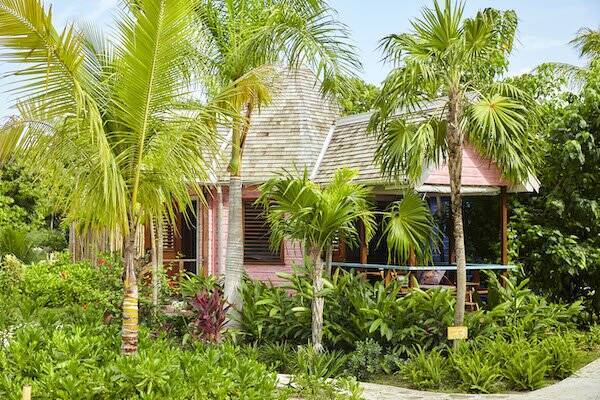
[
  {"xmin": 424, "ymin": 144, "xmax": 510, "ymax": 187},
  {"xmin": 203, "ymin": 186, "xmax": 304, "ymax": 285}
]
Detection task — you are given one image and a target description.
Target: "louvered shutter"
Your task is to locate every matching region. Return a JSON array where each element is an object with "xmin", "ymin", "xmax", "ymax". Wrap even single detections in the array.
[{"xmin": 243, "ymin": 201, "xmax": 281, "ymax": 263}]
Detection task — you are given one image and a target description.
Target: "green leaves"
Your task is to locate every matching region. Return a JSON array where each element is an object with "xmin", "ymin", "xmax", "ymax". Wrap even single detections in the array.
[
  {"xmin": 382, "ymin": 192, "xmax": 437, "ymax": 264},
  {"xmin": 257, "ymin": 167, "xmax": 374, "ymax": 253}
]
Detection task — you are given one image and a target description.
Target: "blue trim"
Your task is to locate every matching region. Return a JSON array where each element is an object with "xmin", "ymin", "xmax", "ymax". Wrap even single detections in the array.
[{"xmin": 331, "ymin": 262, "xmax": 514, "ymax": 271}]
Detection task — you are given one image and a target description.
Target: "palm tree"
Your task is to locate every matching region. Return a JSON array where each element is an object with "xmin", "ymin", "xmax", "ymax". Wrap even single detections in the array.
[
  {"xmin": 368, "ymin": 0, "xmax": 537, "ymax": 330},
  {"xmin": 571, "ymin": 27, "xmax": 600, "ymax": 60},
  {"xmin": 257, "ymin": 168, "xmax": 436, "ymax": 351},
  {"xmin": 194, "ymin": 0, "xmax": 361, "ymax": 315},
  {"xmin": 0, "ymin": 0, "xmax": 237, "ymax": 354}
]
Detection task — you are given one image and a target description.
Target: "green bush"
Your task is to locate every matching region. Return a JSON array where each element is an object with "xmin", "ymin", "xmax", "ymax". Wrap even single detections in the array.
[
  {"xmin": 0, "ymin": 321, "xmax": 283, "ymax": 400},
  {"xmin": 345, "ymin": 339, "xmax": 382, "ymax": 380},
  {"xmin": 450, "ymin": 346, "xmax": 501, "ymax": 393},
  {"xmin": 288, "ymin": 374, "xmax": 363, "ymax": 400},
  {"xmin": 291, "ymin": 346, "xmax": 348, "ymax": 379},
  {"xmin": 540, "ymin": 334, "xmax": 578, "ymax": 379},
  {"xmin": 0, "ymin": 228, "xmax": 40, "ymax": 264},
  {"xmin": 401, "ymin": 347, "xmax": 450, "ymax": 390},
  {"xmin": 21, "ymin": 258, "xmax": 122, "ymax": 313}
]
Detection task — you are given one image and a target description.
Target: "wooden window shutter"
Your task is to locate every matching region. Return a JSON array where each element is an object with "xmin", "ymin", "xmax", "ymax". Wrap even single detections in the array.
[{"xmin": 243, "ymin": 201, "xmax": 281, "ymax": 263}]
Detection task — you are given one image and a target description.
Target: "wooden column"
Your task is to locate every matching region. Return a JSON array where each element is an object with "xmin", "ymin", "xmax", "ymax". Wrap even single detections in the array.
[
  {"xmin": 500, "ymin": 186, "xmax": 509, "ymax": 286},
  {"xmin": 500, "ymin": 187, "xmax": 509, "ymax": 265},
  {"xmin": 359, "ymin": 222, "xmax": 368, "ymax": 264}
]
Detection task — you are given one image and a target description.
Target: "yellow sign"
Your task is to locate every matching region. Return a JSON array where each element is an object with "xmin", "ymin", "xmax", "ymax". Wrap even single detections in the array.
[{"xmin": 447, "ymin": 326, "xmax": 468, "ymax": 340}]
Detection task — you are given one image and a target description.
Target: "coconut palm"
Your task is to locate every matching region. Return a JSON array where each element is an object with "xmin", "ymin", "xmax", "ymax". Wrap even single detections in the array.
[
  {"xmin": 368, "ymin": 0, "xmax": 537, "ymax": 329},
  {"xmin": 194, "ymin": 0, "xmax": 361, "ymax": 315},
  {"xmin": 257, "ymin": 167, "xmax": 435, "ymax": 351},
  {"xmin": 0, "ymin": 0, "xmax": 239, "ymax": 354}
]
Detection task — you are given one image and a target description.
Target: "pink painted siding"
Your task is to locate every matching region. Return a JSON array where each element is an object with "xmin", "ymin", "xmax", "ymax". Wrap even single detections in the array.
[
  {"xmin": 424, "ymin": 144, "xmax": 510, "ymax": 187},
  {"xmin": 203, "ymin": 186, "xmax": 304, "ymax": 285}
]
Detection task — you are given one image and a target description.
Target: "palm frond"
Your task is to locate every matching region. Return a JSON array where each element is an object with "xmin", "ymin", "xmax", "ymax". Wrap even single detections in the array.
[
  {"xmin": 381, "ymin": 191, "xmax": 437, "ymax": 264},
  {"xmin": 571, "ymin": 26, "xmax": 600, "ymax": 59},
  {"xmin": 372, "ymin": 116, "xmax": 447, "ymax": 183},
  {"xmin": 464, "ymin": 94, "xmax": 536, "ymax": 183}
]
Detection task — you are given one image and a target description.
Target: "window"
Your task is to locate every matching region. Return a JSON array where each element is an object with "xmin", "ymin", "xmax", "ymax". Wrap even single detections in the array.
[{"xmin": 243, "ymin": 200, "xmax": 282, "ymax": 263}]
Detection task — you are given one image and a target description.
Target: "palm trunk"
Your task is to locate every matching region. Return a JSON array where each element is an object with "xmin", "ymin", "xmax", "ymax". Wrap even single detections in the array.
[
  {"xmin": 310, "ymin": 246, "xmax": 325, "ymax": 352},
  {"xmin": 121, "ymin": 224, "xmax": 139, "ymax": 355},
  {"xmin": 216, "ymin": 185, "xmax": 226, "ymax": 277},
  {"xmin": 447, "ymin": 89, "xmax": 467, "ymax": 333},
  {"xmin": 150, "ymin": 217, "xmax": 158, "ymax": 308},
  {"xmin": 325, "ymin": 246, "xmax": 333, "ymax": 277},
  {"xmin": 224, "ymin": 175, "xmax": 243, "ymax": 323},
  {"xmin": 224, "ymin": 102, "xmax": 254, "ymax": 322}
]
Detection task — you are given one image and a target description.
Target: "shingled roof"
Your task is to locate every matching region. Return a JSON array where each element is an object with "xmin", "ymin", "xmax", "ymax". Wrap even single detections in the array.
[
  {"xmin": 211, "ymin": 69, "xmax": 537, "ymax": 193},
  {"xmin": 215, "ymin": 68, "xmax": 340, "ymax": 184},
  {"xmin": 312, "ymin": 98, "xmax": 449, "ymax": 185}
]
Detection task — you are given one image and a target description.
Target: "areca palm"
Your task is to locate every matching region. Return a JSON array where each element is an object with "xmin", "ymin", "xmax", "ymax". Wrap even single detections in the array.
[
  {"xmin": 257, "ymin": 168, "xmax": 435, "ymax": 351},
  {"xmin": 194, "ymin": 0, "xmax": 360, "ymax": 315},
  {"xmin": 368, "ymin": 0, "xmax": 537, "ymax": 330},
  {"xmin": 0, "ymin": 0, "xmax": 236, "ymax": 354}
]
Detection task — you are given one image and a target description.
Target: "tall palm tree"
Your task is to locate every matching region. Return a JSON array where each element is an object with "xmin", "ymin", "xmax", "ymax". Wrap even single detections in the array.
[
  {"xmin": 194, "ymin": 0, "xmax": 361, "ymax": 315},
  {"xmin": 0, "ymin": 0, "xmax": 238, "ymax": 354},
  {"xmin": 257, "ymin": 168, "xmax": 436, "ymax": 351},
  {"xmin": 368, "ymin": 0, "xmax": 537, "ymax": 330}
]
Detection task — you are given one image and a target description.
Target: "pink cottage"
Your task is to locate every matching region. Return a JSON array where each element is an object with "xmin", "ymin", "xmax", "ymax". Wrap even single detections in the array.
[{"xmin": 148, "ymin": 69, "xmax": 538, "ymax": 284}]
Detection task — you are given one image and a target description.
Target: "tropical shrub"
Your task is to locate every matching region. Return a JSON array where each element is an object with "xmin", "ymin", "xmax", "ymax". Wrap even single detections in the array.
[
  {"xmin": 189, "ymin": 289, "xmax": 229, "ymax": 343},
  {"xmin": 540, "ymin": 334, "xmax": 578, "ymax": 379},
  {"xmin": 450, "ymin": 346, "xmax": 501, "ymax": 393},
  {"xmin": 291, "ymin": 346, "xmax": 348, "ymax": 379},
  {"xmin": 288, "ymin": 374, "xmax": 363, "ymax": 400},
  {"xmin": 0, "ymin": 228, "xmax": 40, "ymax": 264},
  {"xmin": 401, "ymin": 347, "xmax": 450, "ymax": 390},
  {"xmin": 0, "ymin": 322, "xmax": 283, "ymax": 400},
  {"xmin": 345, "ymin": 339, "xmax": 382, "ymax": 380}
]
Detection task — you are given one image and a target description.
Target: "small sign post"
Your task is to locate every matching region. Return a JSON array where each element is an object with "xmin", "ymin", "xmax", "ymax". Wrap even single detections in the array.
[
  {"xmin": 22, "ymin": 385, "xmax": 31, "ymax": 400},
  {"xmin": 447, "ymin": 326, "xmax": 468, "ymax": 340}
]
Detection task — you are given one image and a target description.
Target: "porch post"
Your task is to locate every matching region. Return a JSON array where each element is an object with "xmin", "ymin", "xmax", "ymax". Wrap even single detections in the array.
[
  {"xmin": 500, "ymin": 186, "xmax": 509, "ymax": 286},
  {"xmin": 359, "ymin": 221, "xmax": 368, "ymax": 264}
]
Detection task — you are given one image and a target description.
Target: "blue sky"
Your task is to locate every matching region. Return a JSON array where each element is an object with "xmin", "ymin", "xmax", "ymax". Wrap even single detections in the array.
[{"xmin": 1, "ymin": 0, "xmax": 599, "ymax": 117}]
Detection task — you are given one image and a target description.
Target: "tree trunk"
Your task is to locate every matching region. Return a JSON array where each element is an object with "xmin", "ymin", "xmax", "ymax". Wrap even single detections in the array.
[
  {"xmin": 121, "ymin": 224, "xmax": 139, "ymax": 355},
  {"xmin": 325, "ymin": 246, "xmax": 333, "ymax": 277},
  {"xmin": 223, "ymin": 175, "xmax": 243, "ymax": 324},
  {"xmin": 150, "ymin": 217, "xmax": 158, "ymax": 308},
  {"xmin": 310, "ymin": 246, "xmax": 325, "ymax": 352},
  {"xmin": 216, "ymin": 185, "xmax": 226, "ymax": 277},
  {"xmin": 447, "ymin": 89, "xmax": 467, "ymax": 334},
  {"xmin": 224, "ymin": 102, "xmax": 254, "ymax": 322}
]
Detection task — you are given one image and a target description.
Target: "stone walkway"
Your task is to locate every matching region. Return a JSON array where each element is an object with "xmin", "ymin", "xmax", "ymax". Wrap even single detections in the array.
[
  {"xmin": 361, "ymin": 357, "xmax": 600, "ymax": 400},
  {"xmin": 278, "ymin": 357, "xmax": 600, "ymax": 400}
]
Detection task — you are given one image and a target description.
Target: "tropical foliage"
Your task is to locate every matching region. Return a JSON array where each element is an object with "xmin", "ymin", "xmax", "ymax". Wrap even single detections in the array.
[
  {"xmin": 257, "ymin": 167, "xmax": 435, "ymax": 351},
  {"xmin": 368, "ymin": 0, "xmax": 538, "ymax": 326},
  {"xmin": 510, "ymin": 60, "xmax": 600, "ymax": 322},
  {"xmin": 338, "ymin": 77, "xmax": 380, "ymax": 115},
  {"xmin": 0, "ymin": 0, "xmax": 241, "ymax": 353}
]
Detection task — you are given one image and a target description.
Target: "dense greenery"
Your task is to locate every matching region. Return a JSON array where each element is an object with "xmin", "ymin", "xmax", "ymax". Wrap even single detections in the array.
[
  {"xmin": 0, "ymin": 164, "xmax": 66, "ymax": 262},
  {"xmin": 510, "ymin": 61, "xmax": 600, "ymax": 322},
  {"xmin": 239, "ymin": 269, "xmax": 597, "ymax": 393},
  {"xmin": 0, "ymin": 257, "xmax": 363, "ymax": 399},
  {"xmin": 338, "ymin": 77, "xmax": 380, "ymax": 115}
]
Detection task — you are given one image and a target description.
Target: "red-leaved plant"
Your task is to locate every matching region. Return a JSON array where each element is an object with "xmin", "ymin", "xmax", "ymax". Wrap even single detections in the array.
[{"xmin": 190, "ymin": 289, "xmax": 230, "ymax": 343}]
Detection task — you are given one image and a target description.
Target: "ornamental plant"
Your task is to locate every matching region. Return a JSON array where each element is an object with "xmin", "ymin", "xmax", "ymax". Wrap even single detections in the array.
[{"xmin": 190, "ymin": 289, "xmax": 230, "ymax": 343}]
